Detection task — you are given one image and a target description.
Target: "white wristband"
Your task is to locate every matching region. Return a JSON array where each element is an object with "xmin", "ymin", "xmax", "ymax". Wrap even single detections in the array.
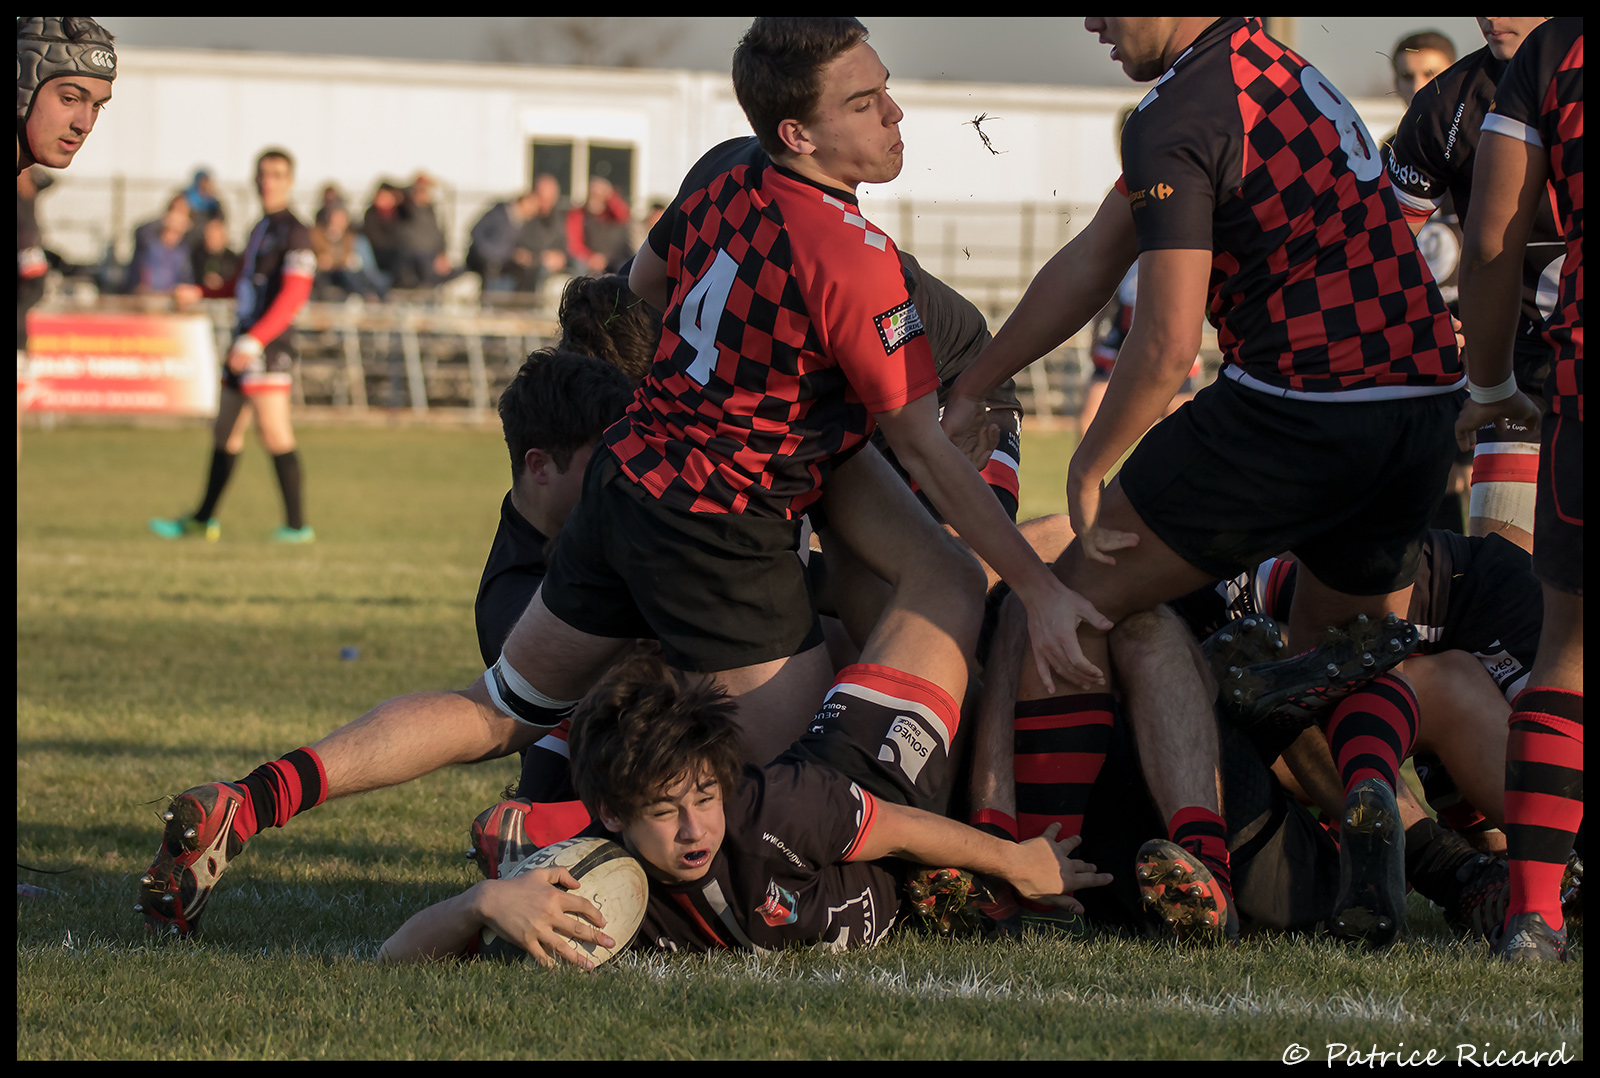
[{"xmin": 1467, "ymin": 374, "xmax": 1517, "ymax": 405}]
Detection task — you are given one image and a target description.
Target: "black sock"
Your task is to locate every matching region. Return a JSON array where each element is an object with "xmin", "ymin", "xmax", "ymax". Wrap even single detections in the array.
[
  {"xmin": 1404, "ymin": 816, "xmax": 1482, "ymax": 909},
  {"xmin": 272, "ymin": 450, "xmax": 304, "ymax": 530},
  {"xmin": 195, "ymin": 448, "xmax": 238, "ymax": 521}
]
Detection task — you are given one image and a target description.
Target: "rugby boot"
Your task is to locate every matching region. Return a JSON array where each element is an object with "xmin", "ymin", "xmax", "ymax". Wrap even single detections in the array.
[
  {"xmin": 272, "ymin": 525, "xmax": 316, "ymax": 544},
  {"xmin": 149, "ymin": 515, "xmax": 220, "ymax": 542},
  {"xmin": 905, "ymin": 867, "xmax": 1027, "ymax": 939},
  {"xmin": 1559, "ymin": 852, "xmax": 1582, "ymax": 925},
  {"xmin": 1493, "ymin": 911, "xmax": 1568, "ymax": 963},
  {"xmin": 468, "ymin": 797, "xmax": 540, "ymax": 880},
  {"xmin": 1220, "ymin": 612, "xmax": 1419, "ymax": 739},
  {"xmin": 136, "ymin": 782, "xmax": 251, "ymax": 937},
  {"xmin": 1200, "ymin": 612, "xmax": 1285, "ymax": 680},
  {"xmin": 1019, "ymin": 906, "xmax": 1092, "ymax": 941},
  {"xmin": 1444, "ymin": 853, "xmax": 1510, "ymax": 942},
  {"xmin": 1136, "ymin": 839, "xmax": 1239, "ymax": 943},
  {"xmin": 1328, "ymin": 778, "xmax": 1406, "ymax": 948}
]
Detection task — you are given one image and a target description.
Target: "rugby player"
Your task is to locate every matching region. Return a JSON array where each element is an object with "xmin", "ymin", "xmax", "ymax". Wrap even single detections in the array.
[
  {"xmin": 380, "ymin": 635, "xmax": 1112, "ymax": 964},
  {"xmin": 1387, "ymin": 18, "xmax": 1560, "ymax": 552},
  {"xmin": 1455, "ymin": 17, "xmax": 1583, "ymax": 963},
  {"xmin": 137, "ymin": 19, "xmax": 1109, "ymax": 939},
  {"xmin": 945, "ymin": 18, "xmax": 1462, "ymax": 945},
  {"xmin": 149, "ymin": 148, "xmax": 316, "ymax": 544},
  {"xmin": 16, "ymin": 17, "xmax": 114, "ymax": 175}
]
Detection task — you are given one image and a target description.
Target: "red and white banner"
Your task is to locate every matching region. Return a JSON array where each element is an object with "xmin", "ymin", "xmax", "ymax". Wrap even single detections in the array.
[{"xmin": 21, "ymin": 310, "xmax": 219, "ymax": 416}]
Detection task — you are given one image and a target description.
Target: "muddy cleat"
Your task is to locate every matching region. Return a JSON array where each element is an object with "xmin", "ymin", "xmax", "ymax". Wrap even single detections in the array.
[
  {"xmin": 1494, "ymin": 911, "xmax": 1568, "ymax": 963},
  {"xmin": 469, "ymin": 797, "xmax": 539, "ymax": 880},
  {"xmin": 1019, "ymin": 906, "xmax": 1091, "ymax": 941},
  {"xmin": 1221, "ymin": 613, "xmax": 1419, "ymax": 738},
  {"xmin": 149, "ymin": 516, "xmax": 220, "ymax": 542},
  {"xmin": 1329, "ymin": 778, "xmax": 1406, "ymax": 948},
  {"xmin": 1559, "ymin": 852, "xmax": 1582, "ymax": 925},
  {"xmin": 1444, "ymin": 854, "xmax": 1510, "ymax": 941},
  {"xmin": 1136, "ymin": 839, "xmax": 1238, "ymax": 943},
  {"xmin": 906, "ymin": 867, "xmax": 1019, "ymax": 939},
  {"xmin": 1201, "ymin": 612, "xmax": 1286, "ymax": 681},
  {"xmin": 138, "ymin": 782, "xmax": 251, "ymax": 937}
]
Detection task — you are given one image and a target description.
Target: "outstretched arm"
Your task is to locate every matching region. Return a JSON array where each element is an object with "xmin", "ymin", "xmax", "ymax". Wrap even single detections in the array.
[
  {"xmin": 377, "ymin": 868, "xmax": 614, "ymax": 968},
  {"xmin": 851, "ymin": 799, "xmax": 1111, "ymax": 913}
]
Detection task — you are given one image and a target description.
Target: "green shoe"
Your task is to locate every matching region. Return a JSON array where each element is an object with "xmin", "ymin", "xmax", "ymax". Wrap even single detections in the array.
[
  {"xmin": 149, "ymin": 516, "xmax": 219, "ymax": 541},
  {"xmin": 272, "ymin": 525, "xmax": 315, "ymax": 544}
]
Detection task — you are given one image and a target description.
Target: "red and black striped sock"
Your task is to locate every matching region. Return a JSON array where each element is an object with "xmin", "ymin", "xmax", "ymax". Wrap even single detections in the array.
[
  {"xmin": 1504, "ymin": 687, "xmax": 1583, "ymax": 932},
  {"xmin": 1324, "ymin": 673, "xmax": 1419, "ymax": 794},
  {"xmin": 236, "ymin": 747, "xmax": 328, "ymax": 837},
  {"xmin": 1169, "ymin": 806, "xmax": 1232, "ymax": 895},
  {"xmin": 1013, "ymin": 693, "xmax": 1115, "ymax": 843}
]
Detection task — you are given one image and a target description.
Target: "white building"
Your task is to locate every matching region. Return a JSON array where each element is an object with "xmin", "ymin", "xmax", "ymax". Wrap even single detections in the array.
[{"xmin": 40, "ymin": 46, "xmax": 1404, "ymax": 301}]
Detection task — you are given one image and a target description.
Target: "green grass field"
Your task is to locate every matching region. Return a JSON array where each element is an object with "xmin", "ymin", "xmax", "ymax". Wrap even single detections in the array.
[{"xmin": 16, "ymin": 422, "xmax": 1583, "ymax": 1060}]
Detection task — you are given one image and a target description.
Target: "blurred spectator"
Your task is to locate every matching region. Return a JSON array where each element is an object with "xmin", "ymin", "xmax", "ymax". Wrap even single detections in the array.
[
  {"xmin": 644, "ymin": 198, "xmax": 669, "ymax": 233},
  {"xmin": 392, "ymin": 171, "xmax": 455, "ymax": 289},
  {"xmin": 319, "ymin": 183, "xmax": 347, "ymax": 216},
  {"xmin": 19, "ymin": 167, "xmax": 51, "ymax": 349},
  {"xmin": 311, "ymin": 203, "xmax": 387, "ymax": 300},
  {"xmin": 129, "ymin": 191, "xmax": 190, "ymax": 275},
  {"xmin": 518, "ymin": 172, "xmax": 570, "ymax": 282},
  {"xmin": 468, "ymin": 189, "xmax": 544, "ymax": 293},
  {"xmin": 190, "ymin": 214, "xmax": 240, "ymax": 294},
  {"xmin": 131, "ymin": 197, "xmax": 195, "ymax": 296},
  {"xmin": 363, "ymin": 180, "xmax": 405, "ymax": 283},
  {"xmin": 566, "ymin": 176, "xmax": 633, "ymax": 274},
  {"xmin": 1391, "ymin": 30, "xmax": 1456, "ymax": 107},
  {"xmin": 182, "ymin": 169, "xmax": 224, "ymax": 224}
]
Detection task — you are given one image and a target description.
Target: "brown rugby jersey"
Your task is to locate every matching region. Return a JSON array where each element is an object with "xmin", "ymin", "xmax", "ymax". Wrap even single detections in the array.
[
  {"xmin": 1115, "ymin": 17, "xmax": 1461, "ymax": 400},
  {"xmin": 609, "ymin": 138, "xmax": 939, "ymax": 519},
  {"xmin": 1484, "ymin": 18, "xmax": 1584, "ymax": 421}
]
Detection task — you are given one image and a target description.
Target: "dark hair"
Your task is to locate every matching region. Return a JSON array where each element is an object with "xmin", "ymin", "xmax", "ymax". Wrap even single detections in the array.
[
  {"xmin": 731, "ymin": 18, "xmax": 870, "ymax": 157},
  {"xmin": 556, "ymin": 274, "xmax": 661, "ymax": 383},
  {"xmin": 498, "ymin": 347, "xmax": 635, "ymax": 479},
  {"xmin": 1392, "ymin": 31, "xmax": 1456, "ymax": 70},
  {"xmin": 567, "ymin": 654, "xmax": 743, "ymax": 824},
  {"xmin": 256, "ymin": 146, "xmax": 295, "ymax": 174}
]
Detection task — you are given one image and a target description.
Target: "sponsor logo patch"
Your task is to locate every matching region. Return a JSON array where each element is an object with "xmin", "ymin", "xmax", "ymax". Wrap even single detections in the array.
[
  {"xmin": 874, "ymin": 300, "xmax": 925, "ymax": 355},
  {"xmin": 758, "ymin": 880, "xmax": 800, "ymax": 927},
  {"xmin": 1150, "ymin": 182, "xmax": 1174, "ymax": 200}
]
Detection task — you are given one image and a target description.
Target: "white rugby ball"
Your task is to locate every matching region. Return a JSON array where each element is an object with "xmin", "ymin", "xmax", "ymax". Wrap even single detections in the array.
[{"xmin": 478, "ymin": 836, "xmax": 648, "ymax": 966}]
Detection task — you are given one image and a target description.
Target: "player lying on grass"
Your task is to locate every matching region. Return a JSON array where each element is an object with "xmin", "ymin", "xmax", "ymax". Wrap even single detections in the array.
[{"xmin": 380, "ymin": 656, "xmax": 1111, "ymax": 963}]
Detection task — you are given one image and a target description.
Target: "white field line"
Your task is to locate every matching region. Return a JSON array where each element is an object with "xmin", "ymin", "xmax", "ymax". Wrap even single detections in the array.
[{"xmin": 614, "ymin": 952, "xmax": 1584, "ymax": 1036}]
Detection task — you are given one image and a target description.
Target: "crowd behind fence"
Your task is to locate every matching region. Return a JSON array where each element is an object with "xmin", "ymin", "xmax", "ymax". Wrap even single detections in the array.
[{"xmin": 30, "ymin": 172, "xmax": 1223, "ymax": 423}]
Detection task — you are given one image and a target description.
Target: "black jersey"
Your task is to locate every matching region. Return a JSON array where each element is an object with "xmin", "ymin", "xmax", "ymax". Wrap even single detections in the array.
[
  {"xmin": 232, "ymin": 208, "xmax": 315, "ymax": 343},
  {"xmin": 1483, "ymin": 18, "xmax": 1584, "ymax": 422},
  {"xmin": 473, "ymin": 493, "xmax": 552, "ymax": 669},
  {"xmin": 629, "ymin": 759, "xmax": 899, "ymax": 954},
  {"xmin": 1116, "ymin": 17, "xmax": 1460, "ymax": 400},
  {"xmin": 873, "ymin": 249, "xmax": 1024, "ymax": 515},
  {"xmin": 1176, "ymin": 530, "xmax": 1544, "ymax": 702},
  {"xmin": 1386, "ymin": 45, "xmax": 1567, "ymax": 352},
  {"xmin": 611, "ymin": 137, "xmax": 938, "ymax": 519}
]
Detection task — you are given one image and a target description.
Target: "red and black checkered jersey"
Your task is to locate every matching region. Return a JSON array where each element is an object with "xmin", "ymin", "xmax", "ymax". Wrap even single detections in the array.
[
  {"xmin": 629, "ymin": 759, "xmax": 899, "ymax": 954},
  {"xmin": 1385, "ymin": 46, "xmax": 1566, "ymax": 336},
  {"xmin": 1484, "ymin": 18, "xmax": 1583, "ymax": 421},
  {"xmin": 1115, "ymin": 17, "xmax": 1461, "ymax": 399},
  {"xmin": 609, "ymin": 137, "xmax": 939, "ymax": 518}
]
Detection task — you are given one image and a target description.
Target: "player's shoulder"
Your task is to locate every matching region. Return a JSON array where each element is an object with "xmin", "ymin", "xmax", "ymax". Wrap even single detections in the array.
[{"xmin": 679, "ymin": 137, "xmax": 771, "ymax": 201}]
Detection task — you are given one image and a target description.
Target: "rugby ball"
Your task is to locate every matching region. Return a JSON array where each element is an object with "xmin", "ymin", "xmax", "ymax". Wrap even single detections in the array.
[{"xmin": 478, "ymin": 836, "xmax": 648, "ymax": 966}]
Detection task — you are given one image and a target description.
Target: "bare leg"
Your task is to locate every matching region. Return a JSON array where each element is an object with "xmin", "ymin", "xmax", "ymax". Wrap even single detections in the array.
[
  {"xmin": 215, "ymin": 387, "xmax": 251, "ymax": 453},
  {"xmin": 709, "ymin": 644, "xmax": 836, "ymax": 764},
  {"xmin": 1404, "ymin": 650, "xmax": 1511, "ymax": 828},
  {"xmin": 1110, "ymin": 606, "xmax": 1224, "ymax": 822},
  {"xmin": 250, "ymin": 390, "xmax": 296, "ymax": 455},
  {"xmin": 968, "ymin": 594, "xmax": 1026, "ymax": 821}
]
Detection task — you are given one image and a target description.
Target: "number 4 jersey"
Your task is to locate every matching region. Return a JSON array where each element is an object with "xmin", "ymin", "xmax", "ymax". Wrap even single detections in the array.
[{"xmin": 608, "ymin": 137, "xmax": 939, "ymax": 519}]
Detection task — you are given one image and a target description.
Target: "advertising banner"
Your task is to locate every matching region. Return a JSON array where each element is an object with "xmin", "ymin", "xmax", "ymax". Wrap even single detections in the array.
[{"xmin": 21, "ymin": 310, "xmax": 220, "ymax": 416}]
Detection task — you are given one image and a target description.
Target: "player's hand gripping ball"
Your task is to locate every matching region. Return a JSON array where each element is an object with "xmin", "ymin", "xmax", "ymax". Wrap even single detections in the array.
[{"xmin": 479, "ymin": 837, "xmax": 648, "ymax": 966}]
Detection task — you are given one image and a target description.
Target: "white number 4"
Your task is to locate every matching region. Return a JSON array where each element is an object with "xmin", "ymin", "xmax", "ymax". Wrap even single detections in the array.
[{"xmin": 679, "ymin": 249, "xmax": 740, "ymax": 385}]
